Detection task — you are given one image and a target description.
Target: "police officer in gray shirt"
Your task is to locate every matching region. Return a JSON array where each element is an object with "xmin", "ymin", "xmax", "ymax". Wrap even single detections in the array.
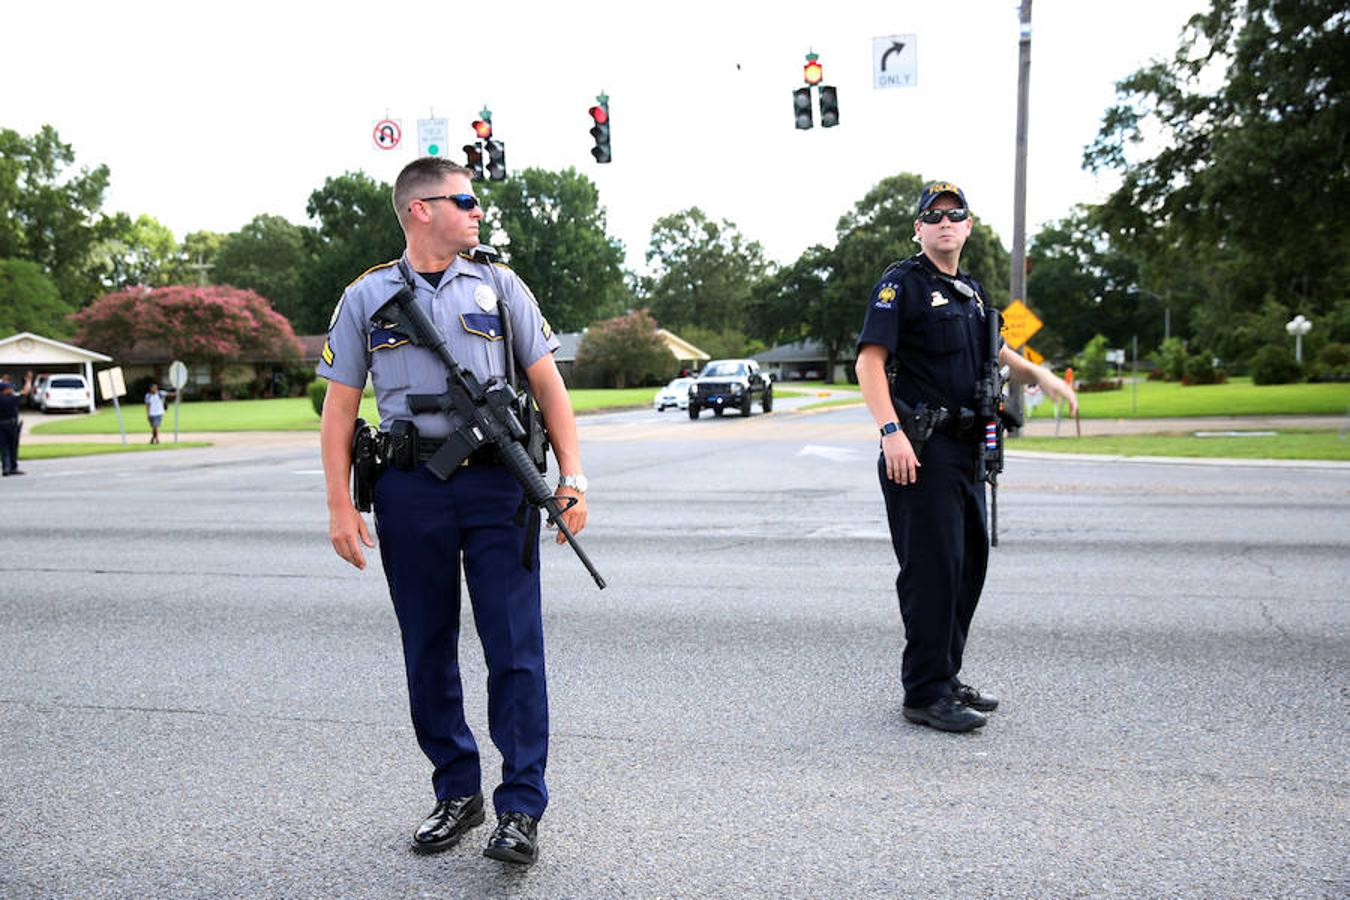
[{"xmin": 317, "ymin": 157, "xmax": 588, "ymax": 866}]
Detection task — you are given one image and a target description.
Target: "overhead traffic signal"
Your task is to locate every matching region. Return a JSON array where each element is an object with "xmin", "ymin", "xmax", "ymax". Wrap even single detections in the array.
[
  {"xmin": 588, "ymin": 93, "xmax": 612, "ymax": 163},
  {"xmin": 793, "ymin": 87, "xmax": 813, "ymax": 129},
  {"xmin": 472, "ymin": 118, "xmax": 492, "ymax": 140},
  {"xmin": 819, "ymin": 86, "xmax": 839, "ymax": 128},
  {"xmin": 803, "ymin": 52, "xmax": 823, "ymax": 86},
  {"xmin": 463, "ymin": 142, "xmax": 484, "ymax": 179},
  {"xmin": 485, "ymin": 139, "xmax": 507, "ymax": 181}
]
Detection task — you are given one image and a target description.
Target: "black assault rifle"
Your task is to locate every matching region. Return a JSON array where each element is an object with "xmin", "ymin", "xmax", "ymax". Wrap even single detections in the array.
[
  {"xmin": 372, "ymin": 279, "xmax": 606, "ymax": 590},
  {"xmin": 975, "ymin": 306, "xmax": 1023, "ymax": 547}
]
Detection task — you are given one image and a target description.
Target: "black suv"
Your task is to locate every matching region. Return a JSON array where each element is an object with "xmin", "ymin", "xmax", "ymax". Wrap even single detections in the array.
[{"xmin": 688, "ymin": 359, "xmax": 772, "ymax": 419}]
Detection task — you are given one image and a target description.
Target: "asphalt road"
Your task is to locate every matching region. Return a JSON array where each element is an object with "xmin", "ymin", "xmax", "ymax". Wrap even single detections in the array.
[{"xmin": 2, "ymin": 404, "xmax": 1347, "ymax": 898}]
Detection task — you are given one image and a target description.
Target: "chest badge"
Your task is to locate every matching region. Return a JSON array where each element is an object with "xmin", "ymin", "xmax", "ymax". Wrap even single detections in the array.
[
  {"xmin": 474, "ymin": 284, "xmax": 498, "ymax": 312},
  {"xmin": 930, "ymin": 292, "xmax": 949, "ymax": 307}
]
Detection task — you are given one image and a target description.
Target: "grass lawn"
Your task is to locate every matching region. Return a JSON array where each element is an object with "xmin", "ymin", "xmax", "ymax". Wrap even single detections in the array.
[
  {"xmin": 1026, "ymin": 376, "xmax": 1350, "ymax": 419},
  {"xmin": 34, "ymin": 388, "xmax": 661, "ymax": 435},
  {"xmin": 1013, "ymin": 429, "xmax": 1350, "ymax": 461},
  {"xmin": 21, "ymin": 441, "xmax": 213, "ymax": 460}
]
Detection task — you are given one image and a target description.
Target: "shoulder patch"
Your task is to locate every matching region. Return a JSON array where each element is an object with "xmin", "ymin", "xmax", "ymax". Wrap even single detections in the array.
[
  {"xmin": 344, "ymin": 259, "xmax": 399, "ymax": 291},
  {"xmin": 541, "ymin": 317, "xmax": 554, "ymax": 340},
  {"xmin": 321, "ymin": 340, "xmax": 335, "ymax": 366}
]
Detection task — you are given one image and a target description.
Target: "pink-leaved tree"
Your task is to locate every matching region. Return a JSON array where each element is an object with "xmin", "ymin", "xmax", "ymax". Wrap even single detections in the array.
[{"xmin": 71, "ymin": 285, "xmax": 304, "ymax": 389}]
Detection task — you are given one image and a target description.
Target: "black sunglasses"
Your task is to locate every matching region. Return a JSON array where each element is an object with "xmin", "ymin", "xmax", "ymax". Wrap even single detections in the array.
[
  {"xmin": 918, "ymin": 207, "xmax": 970, "ymax": 224},
  {"xmin": 415, "ymin": 193, "xmax": 480, "ymax": 211}
]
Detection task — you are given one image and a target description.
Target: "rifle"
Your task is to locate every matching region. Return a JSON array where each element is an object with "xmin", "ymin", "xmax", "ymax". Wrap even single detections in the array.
[
  {"xmin": 975, "ymin": 306, "xmax": 1023, "ymax": 547},
  {"xmin": 373, "ymin": 275, "xmax": 606, "ymax": 590}
]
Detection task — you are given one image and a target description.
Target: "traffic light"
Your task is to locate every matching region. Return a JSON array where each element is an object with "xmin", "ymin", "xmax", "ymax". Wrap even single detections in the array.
[
  {"xmin": 588, "ymin": 95, "xmax": 612, "ymax": 163},
  {"xmin": 485, "ymin": 139, "xmax": 507, "ymax": 181},
  {"xmin": 793, "ymin": 87, "xmax": 813, "ymax": 129},
  {"xmin": 463, "ymin": 142, "xmax": 484, "ymax": 179},
  {"xmin": 819, "ymin": 86, "xmax": 839, "ymax": 128},
  {"xmin": 472, "ymin": 118, "xmax": 492, "ymax": 141}
]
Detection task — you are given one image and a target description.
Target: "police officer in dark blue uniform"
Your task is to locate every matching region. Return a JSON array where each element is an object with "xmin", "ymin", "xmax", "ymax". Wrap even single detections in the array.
[
  {"xmin": 0, "ymin": 375, "xmax": 28, "ymax": 476},
  {"xmin": 855, "ymin": 181, "xmax": 1076, "ymax": 732},
  {"xmin": 317, "ymin": 157, "xmax": 589, "ymax": 865}
]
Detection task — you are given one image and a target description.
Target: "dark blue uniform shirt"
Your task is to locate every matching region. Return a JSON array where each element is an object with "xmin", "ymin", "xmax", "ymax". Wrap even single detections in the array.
[
  {"xmin": 0, "ymin": 392, "xmax": 20, "ymax": 421},
  {"xmin": 856, "ymin": 253, "xmax": 993, "ymax": 411}
]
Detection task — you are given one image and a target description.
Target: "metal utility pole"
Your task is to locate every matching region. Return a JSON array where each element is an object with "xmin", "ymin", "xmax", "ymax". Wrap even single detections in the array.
[{"xmin": 1008, "ymin": 0, "xmax": 1032, "ymax": 432}]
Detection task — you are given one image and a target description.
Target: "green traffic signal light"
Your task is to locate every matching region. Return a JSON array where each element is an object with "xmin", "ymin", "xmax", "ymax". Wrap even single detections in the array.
[
  {"xmin": 793, "ymin": 88, "xmax": 813, "ymax": 129},
  {"xmin": 485, "ymin": 139, "xmax": 507, "ymax": 181},
  {"xmin": 819, "ymin": 86, "xmax": 839, "ymax": 128}
]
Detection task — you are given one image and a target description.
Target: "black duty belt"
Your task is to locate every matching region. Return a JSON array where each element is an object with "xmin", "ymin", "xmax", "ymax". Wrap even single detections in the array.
[
  {"xmin": 933, "ymin": 407, "xmax": 979, "ymax": 440},
  {"xmin": 416, "ymin": 438, "xmax": 502, "ymax": 467}
]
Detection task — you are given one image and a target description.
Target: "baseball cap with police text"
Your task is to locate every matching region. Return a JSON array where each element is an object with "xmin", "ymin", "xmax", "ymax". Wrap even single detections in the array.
[{"xmin": 917, "ymin": 180, "xmax": 968, "ymax": 214}]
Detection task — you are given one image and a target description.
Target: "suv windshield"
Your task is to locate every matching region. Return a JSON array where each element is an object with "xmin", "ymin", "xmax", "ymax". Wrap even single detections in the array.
[
  {"xmin": 51, "ymin": 377, "xmax": 85, "ymax": 388},
  {"xmin": 702, "ymin": 362, "xmax": 747, "ymax": 377}
]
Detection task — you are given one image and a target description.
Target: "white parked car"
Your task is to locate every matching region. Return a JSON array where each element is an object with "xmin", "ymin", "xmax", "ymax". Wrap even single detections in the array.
[
  {"xmin": 653, "ymin": 377, "xmax": 695, "ymax": 411},
  {"xmin": 37, "ymin": 374, "xmax": 92, "ymax": 412}
]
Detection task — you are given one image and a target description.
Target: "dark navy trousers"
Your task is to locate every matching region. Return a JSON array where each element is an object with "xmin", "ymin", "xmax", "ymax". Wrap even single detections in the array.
[
  {"xmin": 374, "ymin": 462, "xmax": 548, "ymax": 818},
  {"xmin": 878, "ymin": 434, "xmax": 990, "ymax": 708}
]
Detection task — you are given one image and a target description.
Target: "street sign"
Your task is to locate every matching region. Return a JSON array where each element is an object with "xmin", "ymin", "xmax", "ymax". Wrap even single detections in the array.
[
  {"xmin": 873, "ymin": 35, "xmax": 917, "ymax": 89},
  {"xmin": 96, "ymin": 366, "xmax": 127, "ymax": 401},
  {"xmin": 1022, "ymin": 345, "xmax": 1045, "ymax": 365},
  {"xmin": 417, "ymin": 117, "xmax": 449, "ymax": 157},
  {"xmin": 372, "ymin": 118, "xmax": 402, "ymax": 150},
  {"xmin": 1001, "ymin": 299, "xmax": 1043, "ymax": 350},
  {"xmin": 168, "ymin": 360, "xmax": 188, "ymax": 390}
]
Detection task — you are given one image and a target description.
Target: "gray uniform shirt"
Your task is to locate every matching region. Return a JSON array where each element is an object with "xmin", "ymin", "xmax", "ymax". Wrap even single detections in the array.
[{"xmin": 317, "ymin": 252, "xmax": 561, "ymax": 439}]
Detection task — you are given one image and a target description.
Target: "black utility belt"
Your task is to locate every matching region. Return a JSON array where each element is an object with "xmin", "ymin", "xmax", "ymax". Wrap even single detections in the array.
[
  {"xmin": 930, "ymin": 407, "xmax": 980, "ymax": 439},
  {"xmin": 413, "ymin": 437, "xmax": 501, "ymax": 467}
]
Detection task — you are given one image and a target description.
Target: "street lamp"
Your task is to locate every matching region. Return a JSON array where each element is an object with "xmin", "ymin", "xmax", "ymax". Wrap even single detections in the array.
[{"xmin": 1285, "ymin": 314, "xmax": 1312, "ymax": 362}]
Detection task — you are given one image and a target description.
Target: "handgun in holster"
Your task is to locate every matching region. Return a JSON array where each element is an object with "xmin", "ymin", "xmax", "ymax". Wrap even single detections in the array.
[{"xmin": 350, "ymin": 418, "xmax": 382, "ymax": 513}]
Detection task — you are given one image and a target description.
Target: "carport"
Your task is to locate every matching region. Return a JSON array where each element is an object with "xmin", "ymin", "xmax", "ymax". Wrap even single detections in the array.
[{"xmin": 0, "ymin": 332, "xmax": 112, "ymax": 414}]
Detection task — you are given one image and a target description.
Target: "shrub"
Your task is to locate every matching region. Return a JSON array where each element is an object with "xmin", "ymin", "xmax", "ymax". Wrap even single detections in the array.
[
  {"xmin": 1074, "ymin": 334, "xmax": 1111, "ymax": 385},
  {"xmin": 1151, "ymin": 337, "xmax": 1189, "ymax": 381},
  {"xmin": 1307, "ymin": 342, "xmax": 1350, "ymax": 383},
  {"xmin": 308, "ymin": 380, "xmax": 328, "ymax": 416},
  {"xmin": 1182, "ymin": 355, "xmax": 1227, "ymax": 385},
  {"xmin": 1249, "ymin": 345, "xmax": 1302, "ymax": 385}
]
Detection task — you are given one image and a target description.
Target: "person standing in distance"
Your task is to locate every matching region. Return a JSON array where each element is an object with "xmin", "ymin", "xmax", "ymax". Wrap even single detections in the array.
[
  {"xmin": 145, "ymin": 383, "xmax": 167, "ymax": 444},
  {"xmin": 0, "ymin": 376, "xmax": 27, "ymax": 476},
  {"xmin": 317, "ymin": 157, "xmax": 589, "ymax": 865},
  {"xmin": 855, "ymin": 181, "xmax": 1076, "ymax": 733}
]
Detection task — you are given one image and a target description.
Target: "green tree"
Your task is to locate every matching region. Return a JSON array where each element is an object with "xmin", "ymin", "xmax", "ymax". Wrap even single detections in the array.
[
  {"xmin": 301, "ymin": 171, "xmax": 404, "ymax": 334},
  {"xmin": 1075, "ymin": 334, "xmax": 1111, "ymax": 385},
  {"xmin": 214, "ymin": 214, "xmax": 314, "ymax": 328},
  {"xmin": 640, "ymin": 208, "xmax": 770, "ymax": 332},
  {"xmin": 1084, "ymin": 0, "xmax": 1350, "ymax": 354},
  {"xmin": 575, "ymin": 309, "xmax": 672, "ymax": 388},
  {"xmin": 748, "ymin": 243, "xmax": 860, "ymax": 382},
  {"xmin": 168, "ymin": 230, "xmax": 228, "ymax": 285},
  {"xmin": 90, "ymin": 213, "xmax": 181, "ymax": 289},
  {"xmin": 1026, "ymin": 208, "xmax": 1165, "ymax": 358},
  {"xmin": 0, "ymin": 124, "xmax": 117, "ymax": 305},
  {"xmin": 477, "ymin": 167, "xmax": 627, "ymax": 332},
  {"xmin": 0, "ymin": 259, "xmax": 77, "ymax": 339}
]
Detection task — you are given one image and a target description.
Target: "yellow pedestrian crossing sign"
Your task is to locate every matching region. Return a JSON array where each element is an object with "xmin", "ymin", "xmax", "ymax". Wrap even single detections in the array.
[{"xmin": 1001, "ymin": 300, "xmax": 1042, "ymax": 350}]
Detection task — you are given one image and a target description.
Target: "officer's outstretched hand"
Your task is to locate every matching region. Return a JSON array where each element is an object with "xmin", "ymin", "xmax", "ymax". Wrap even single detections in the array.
[
  {"xmin": 551, "ymin": 488, "xmax": 588, "ymax": 544},
  {"xmin": 882, "ymin": 430, "xmax": 921, "ymax": 485},
  {"xmin": 330, "ymin": 502, "xmax": 376, "ymax": 569}
]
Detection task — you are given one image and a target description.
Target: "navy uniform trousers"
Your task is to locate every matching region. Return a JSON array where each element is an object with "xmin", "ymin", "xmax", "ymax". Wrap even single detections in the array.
[
  {"xmin": 374, "ymin": 461, "xmax": 548, "ymax": 819},
  {"xmin": 878, "ymin": 433, "xmax": 990, "ymax": 708}
]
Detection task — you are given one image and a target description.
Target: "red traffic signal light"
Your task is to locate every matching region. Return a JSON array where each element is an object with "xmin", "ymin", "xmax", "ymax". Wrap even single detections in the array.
[
  {"xmin": 803, "ymin": 52, "xmax": 823, "ymax": 86},
  {"xmin": 589, "ymin": 100, "xmax": 611, "ymax": 164},
  {"xmin": 472, "ymin": 119, "xmax": 492, "ymax": 140}
]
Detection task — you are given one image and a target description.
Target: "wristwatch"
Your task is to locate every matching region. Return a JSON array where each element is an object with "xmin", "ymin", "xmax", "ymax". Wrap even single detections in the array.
[
  {"xmin": 558, "ymin": 474, "xmax": 588, "ymax": 494},
  {"xmin": 879, "ymin": 421, "xmax": 901, "ymax": 437}
]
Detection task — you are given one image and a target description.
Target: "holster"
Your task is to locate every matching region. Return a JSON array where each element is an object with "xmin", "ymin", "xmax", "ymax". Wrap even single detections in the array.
[
  {"xmin": 896, "ymin": 400, "xmax": 945, "ymax": 461},
  {"xmin": 350, "ymin": 418, "xmax": 384, "ymax": 512}
]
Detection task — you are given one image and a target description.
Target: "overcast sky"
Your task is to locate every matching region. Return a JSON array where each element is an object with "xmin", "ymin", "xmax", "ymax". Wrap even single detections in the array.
[{"xmin": 2, "ymin": 0, "xmax": 1206, "ymax": 275}]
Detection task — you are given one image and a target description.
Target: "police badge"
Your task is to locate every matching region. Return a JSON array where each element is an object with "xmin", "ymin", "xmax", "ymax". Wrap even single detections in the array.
[{"xmin": 474, "ymin": 284, "xmax": 498, "ymax": 312}]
